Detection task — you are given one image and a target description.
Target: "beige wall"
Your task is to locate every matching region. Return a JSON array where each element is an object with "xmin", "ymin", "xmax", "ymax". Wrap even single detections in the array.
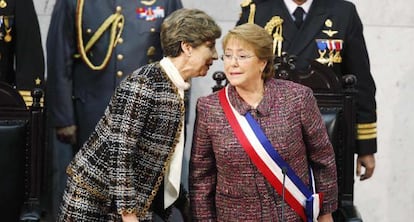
[{"xmin": 36, "ymin": 1, "xmax": 414, "ymax": 221}]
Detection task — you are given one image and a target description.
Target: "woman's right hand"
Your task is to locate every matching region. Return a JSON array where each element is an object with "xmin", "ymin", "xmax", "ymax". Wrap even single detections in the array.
[{"xmin": 56, "ymin": 125, "xmax": 77, "ymax": 144}]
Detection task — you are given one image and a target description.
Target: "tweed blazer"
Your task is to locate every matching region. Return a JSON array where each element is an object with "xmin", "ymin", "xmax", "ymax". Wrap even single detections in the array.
[
  {"xmin": 60, "ymin": 62, "xmax": 184, "ymax": 221},
  {"xmin": 237, "ymin": 0, "xmax": 377, "ymax": 155},
  {"xmin": 189, "ymin": 78, "xmax": 337, "ymax": 221}
]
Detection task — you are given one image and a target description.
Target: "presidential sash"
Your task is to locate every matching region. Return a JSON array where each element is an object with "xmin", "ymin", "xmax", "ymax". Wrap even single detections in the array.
[{"xmin": 218, "ymin": 87, "xmax": 322, "ymax": 222}]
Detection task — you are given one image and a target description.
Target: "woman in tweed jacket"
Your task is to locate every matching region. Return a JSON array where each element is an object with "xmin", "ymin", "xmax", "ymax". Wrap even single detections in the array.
[
  {"xmin": 189, "ymin": 24, "xmax": 337, "ymax": 221},
  {"xmin": 58, "ymin": 9, "xmax": 221, "ymax": 222}
]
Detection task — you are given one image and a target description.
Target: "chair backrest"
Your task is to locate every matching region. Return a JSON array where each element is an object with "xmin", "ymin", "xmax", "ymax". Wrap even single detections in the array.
[
  {"xmin": 212, "ymin": 54, "xmax": 362, "ymax": 221},
  {"xmin": 0, "ymin": 82, "xmax": 45, "ymax": 222}
]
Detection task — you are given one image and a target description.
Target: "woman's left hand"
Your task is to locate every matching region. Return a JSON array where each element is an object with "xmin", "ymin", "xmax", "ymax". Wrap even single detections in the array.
[{"xmin": 318, "ymin": 213, "xmax": 333, "ymax": 222}]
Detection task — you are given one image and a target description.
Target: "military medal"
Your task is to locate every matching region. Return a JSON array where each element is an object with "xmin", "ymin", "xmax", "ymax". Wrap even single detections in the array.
[
  {"xmin": 3, "ymin": 16, "xmax": 12, "ymax": 42},
  {"xmin": 316, "ymin": 39, "xmax": 329, "ymax": 65},
  {"xmin": 4, "ymin": 30, "xmax": 11, "ymax": 42},
  {"xmin": 0, "ymin": 0, "xmax": 7, "ymax": 8},
  {"xmin": 325, "ymin": 19, "xmax": 333, "ymax": 28},
  {"xmin": 331, "ymin": 39, "xmax": 343, "ymax": 63},
  {"xmin": 322, "ymin": 19, "xmax": 338, "ymax": 37},
  {"xmin": 136, "ymin": 6, "xmax": 165, "ymax": 21},
  {"xmin": 315, "ymin": 39, "xmax": 343, "ymax": 66},
  {"xmin": 322, "ymin": 29, "xmax": 338, "ymax": 37}
]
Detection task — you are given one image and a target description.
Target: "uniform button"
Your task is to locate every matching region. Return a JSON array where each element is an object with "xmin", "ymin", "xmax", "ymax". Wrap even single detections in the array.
[
  {"xmin": 117, "ymin": 54, "xmax": 124, "ymax": 61},
  {"xmin": 150, "ymin": 28, "xmax": 156, "ymax": 32},
  {"xmin": 86, "ymin": 28, "xmax": 92, "ymax": 34},
  {"xmin": 116, "ymin": 6, "xmax": 122, "ymax": 13},
  {"xmin": 118, "ymin": 38, "xmax": 124, "ymax": 44},
  {"xmin": 116, "ymin": 71, "xmax": 123, "ymax": 77}
]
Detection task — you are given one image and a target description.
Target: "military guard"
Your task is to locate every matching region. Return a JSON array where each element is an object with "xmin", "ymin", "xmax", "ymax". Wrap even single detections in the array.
[
  {"xmin": 237, "ymin": 0, "xmax": 377, "ymax": 180},
  {"xmin": 0, "ymin": 0, "xmax": 45, "ymax": 106},
  {"xmin": 47, "ymin": 0, "xmax": 183, "ymax": 150}
]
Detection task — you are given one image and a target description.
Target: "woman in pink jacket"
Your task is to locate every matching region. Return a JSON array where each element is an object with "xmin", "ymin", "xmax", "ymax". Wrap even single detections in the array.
[{"xmin": 189, "ymin": 23, "xmax": 338, "ymax": 222}]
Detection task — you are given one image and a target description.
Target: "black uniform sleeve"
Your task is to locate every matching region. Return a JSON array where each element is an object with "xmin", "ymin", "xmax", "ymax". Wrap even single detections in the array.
[{"xmin": 342, "ymin": 4, "xmax": 377, "ymax": 155}]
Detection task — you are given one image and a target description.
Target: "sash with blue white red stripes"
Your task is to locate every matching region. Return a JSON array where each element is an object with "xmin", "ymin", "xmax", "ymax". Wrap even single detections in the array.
[{"xmin": 218, "ymin": 87, "xmax": 322, "ymax": 222}]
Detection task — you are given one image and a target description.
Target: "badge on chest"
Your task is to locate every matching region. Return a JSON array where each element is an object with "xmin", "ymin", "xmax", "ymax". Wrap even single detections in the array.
[
  {"xmin": 315, "ymin": 19, "xmax": 343, "ymax": 66},
  {"xmin": 0, "ymin": 15, "xmax": 13, "ymax": 43}
]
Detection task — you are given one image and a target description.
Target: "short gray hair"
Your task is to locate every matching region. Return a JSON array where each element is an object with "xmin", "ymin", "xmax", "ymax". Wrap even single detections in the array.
[{"xmin": 161, "ymin": 8, "xmax": 221, "ymax": 57}]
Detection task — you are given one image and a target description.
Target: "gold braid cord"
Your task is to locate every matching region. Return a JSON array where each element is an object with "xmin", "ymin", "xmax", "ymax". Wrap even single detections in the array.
[
  {"xmin": 248, "ymin": 3, "xmax": 256, "ymax": 24},
  {"xmin": 264, "ymin": 16, "xmax": 284, "ymax": 57},
  {"xmin": 75, "ymin": 0, "xmax": 125, "ymax": 70},
  {"xmin": 244, "ymin": 1, "xmax": 284, "ymax": 57}
]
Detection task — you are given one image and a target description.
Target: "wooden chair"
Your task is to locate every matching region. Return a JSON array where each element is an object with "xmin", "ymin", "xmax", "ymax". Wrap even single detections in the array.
[
  {"xmin": 0, "ymin": 82, "xmax": 46, "ymax": 222},
  {"xmin": 212, "ymin": 53, "xmax": 362, "ymax": 221}
]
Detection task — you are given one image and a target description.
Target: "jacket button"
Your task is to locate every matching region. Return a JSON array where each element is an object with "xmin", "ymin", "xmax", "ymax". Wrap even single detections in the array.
[
  {"xmin": 116, "ymin": 71, "xmax": 123, "ymax": 78},
  {"xmin": 118, "ymin": 37, "xmax": 124, "ymax": 44},
  {"xmin": 117, "ymin": 54, "xmax": 124, "ymax": 61},
  {"xmin": 116, "ymin": 6, "xmax": 122, "ymax": 13}
]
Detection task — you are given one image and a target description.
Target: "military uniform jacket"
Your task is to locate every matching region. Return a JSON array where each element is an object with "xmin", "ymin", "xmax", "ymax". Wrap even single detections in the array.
[
  {"xmin": 237, "ymin": 0, "xmax": 377, "ymax": 155},
  {"xmin": 0, "ymin": 0, "xmax": 44, "ymax": 91},
  {"xmin": 59, "ymin": 63, "xmax": 185, "ymax": 221},
  {"xmin": 47, "ymin": 0, "xmax": 182, "ymax": 145}
]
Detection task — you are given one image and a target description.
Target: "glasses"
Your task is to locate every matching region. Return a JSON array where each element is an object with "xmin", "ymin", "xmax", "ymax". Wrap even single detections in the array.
[{"xmin": 220, "ymin": 54, "xmax": 255, "ymax": 63}]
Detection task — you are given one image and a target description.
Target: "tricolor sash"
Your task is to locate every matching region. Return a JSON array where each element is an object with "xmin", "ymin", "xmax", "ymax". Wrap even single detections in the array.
[{"xmin": 218, "ymin": 87, "xmax": 322, "ymax": 222}]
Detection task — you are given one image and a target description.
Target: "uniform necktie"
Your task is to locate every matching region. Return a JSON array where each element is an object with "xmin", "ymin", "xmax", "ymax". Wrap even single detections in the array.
[{"xmin": 293, "ymin": 7, "xmax": 305, "ymax": 28}]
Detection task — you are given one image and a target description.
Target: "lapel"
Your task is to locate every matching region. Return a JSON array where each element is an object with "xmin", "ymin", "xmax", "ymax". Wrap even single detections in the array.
[
  {"xmin": 285, "ymin": 0, "xmax": 330, "ymax": 56},
  {"xmin": 271, "ymin": 0, "xmax": 297, "ymax": 43}
]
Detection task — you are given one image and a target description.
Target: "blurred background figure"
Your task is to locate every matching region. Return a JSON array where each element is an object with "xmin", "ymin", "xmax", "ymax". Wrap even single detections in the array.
[{"xmin": 46, "ymin": 0, "xmax": 182, "ymax": 220}]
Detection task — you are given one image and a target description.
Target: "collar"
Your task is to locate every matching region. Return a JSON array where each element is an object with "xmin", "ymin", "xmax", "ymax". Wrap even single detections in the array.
[
  {"xmin": 227, "ymin": 79, "xmax": 274, "ymax": 117},
  {"xmin": 284, "ymin": 0, "xmax": 313, "ymax": 15},
  {"xmin": 160, "ymin": 57, "xmax": 191, "ymax": 93}
]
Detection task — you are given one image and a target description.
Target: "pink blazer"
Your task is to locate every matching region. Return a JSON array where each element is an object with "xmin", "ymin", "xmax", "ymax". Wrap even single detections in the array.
[{"xmin": 189, "ymin": 78, "xmax": 338, "ymax": 221}]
